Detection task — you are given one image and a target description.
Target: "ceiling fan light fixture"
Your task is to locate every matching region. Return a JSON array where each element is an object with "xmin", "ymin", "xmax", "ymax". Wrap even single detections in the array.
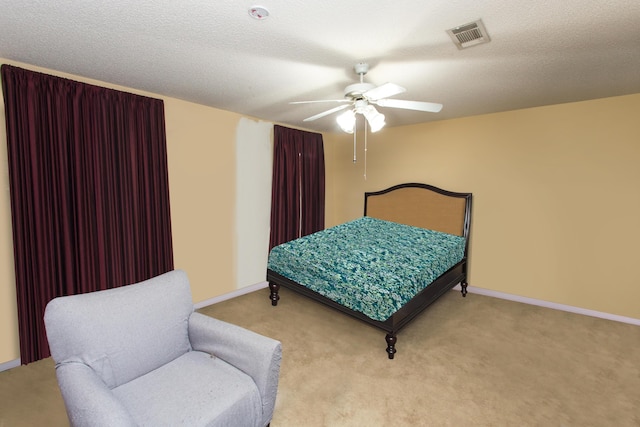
[
  {"xmin": 336, "ymin": 109, "xmax": 356, "ymax": 133},
  {"xmin": 294, "ymin": 63, "xmax": 440, "ymax": 134},
  {"xmin": 362, "ymin": 105, "xmax": 385, "ymax": 132},
  {"xmin": 367, "ymin": 114, "xmax": 385, "ymax": 133}
]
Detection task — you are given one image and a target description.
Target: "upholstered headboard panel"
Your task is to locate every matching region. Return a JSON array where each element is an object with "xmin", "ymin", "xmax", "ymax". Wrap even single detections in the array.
[{"xmin": 364, "ymin": 183, "xmax": 471, "ymax": 238}]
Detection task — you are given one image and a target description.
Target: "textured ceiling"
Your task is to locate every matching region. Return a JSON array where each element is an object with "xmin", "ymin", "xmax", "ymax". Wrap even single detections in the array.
[{"xmin": 1, "ymin": 0, "xmax": 639, "ymax": 133}]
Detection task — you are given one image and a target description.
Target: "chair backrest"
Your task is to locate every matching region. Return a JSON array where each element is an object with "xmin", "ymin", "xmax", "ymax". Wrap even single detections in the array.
[{"xmin": 45, "ymin": 269, "xmax": 194, "ymax": 389}]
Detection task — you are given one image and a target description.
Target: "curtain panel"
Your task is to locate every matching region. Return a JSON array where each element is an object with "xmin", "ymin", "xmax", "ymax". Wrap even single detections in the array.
[
  {"xmin": 269, "ymin": 125, "xmax": 325, "ymax": 250},
  {"xmin": 1, "ymin": 65, "xmax": 174, "ymax": 364}
]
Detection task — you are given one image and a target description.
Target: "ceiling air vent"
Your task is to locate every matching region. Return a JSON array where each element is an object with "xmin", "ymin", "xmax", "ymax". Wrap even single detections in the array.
[{"xmin": 447, "ymin": 19, "xmax": 490, "ymax": 49}]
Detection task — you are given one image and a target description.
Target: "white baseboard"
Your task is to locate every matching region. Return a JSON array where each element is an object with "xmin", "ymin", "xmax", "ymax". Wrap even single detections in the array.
[
  {"xmin": 0, "ymin": 358, "xmax": 21, "ymax": 372},
  {"xmin": 0, "ymin": 283, "xmax": 269, "ymax": 373},
  {"xmin": 194, "ymin": 281, "xmax": 268, "ymax": 309},
  {"xmin": 201, "ymin": 282, "xmax": 640, "ymax": 326},
  {"xmin": 455, "ymin": 284, "xmax": 640, "ymax": 326},
  {"xmin": 4, "ymin": 282, "xmax": 635, "ymax": 373},
  {"xmin": 202, "ymin": 282, "xmax": 640, "ymax": 326}
]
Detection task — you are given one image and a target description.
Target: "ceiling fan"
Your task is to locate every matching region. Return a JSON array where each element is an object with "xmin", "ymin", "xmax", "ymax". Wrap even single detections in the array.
[{"xmin": 291, "ymin": 63, "xmax": 443, "ymax": 133}]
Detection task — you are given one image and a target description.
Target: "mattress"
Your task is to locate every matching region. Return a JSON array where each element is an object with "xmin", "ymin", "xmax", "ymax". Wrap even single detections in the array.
[{"xmin": 267, "ymin": 216, "xmax": 466, "ymax": 321}]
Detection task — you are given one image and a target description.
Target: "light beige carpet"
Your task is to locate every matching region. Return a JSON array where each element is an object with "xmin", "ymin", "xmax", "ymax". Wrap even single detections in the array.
[{"xmin": 1, "ymin": 287, "xmax": 639, "ymax": 426}]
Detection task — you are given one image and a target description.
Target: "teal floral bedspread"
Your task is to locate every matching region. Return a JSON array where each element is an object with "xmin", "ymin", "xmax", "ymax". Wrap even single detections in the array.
[{"xmin": 267, "ymin": 216, "xmax": 466, "ymax": 321}]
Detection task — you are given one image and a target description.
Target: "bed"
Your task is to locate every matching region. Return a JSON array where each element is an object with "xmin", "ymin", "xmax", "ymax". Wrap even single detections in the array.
[{"xmin": 267, "ymin": 183, "xmax": 472, "ymax": 359}]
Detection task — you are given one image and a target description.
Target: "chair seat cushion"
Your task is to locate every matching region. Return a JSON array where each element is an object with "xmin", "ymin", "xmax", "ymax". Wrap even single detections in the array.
[{"xmin": 112, "ymin": 350, "xmax": 262, "ymax": 427}]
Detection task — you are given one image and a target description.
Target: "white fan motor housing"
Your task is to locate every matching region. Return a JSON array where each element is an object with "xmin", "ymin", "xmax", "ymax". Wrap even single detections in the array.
[
  {"xmin": 354, "ymin": 62, "xmax": 370, "ymax": 75},
  {"xmin": 344, "ymin": 82, "xmax": 375, "ymax": 99}
]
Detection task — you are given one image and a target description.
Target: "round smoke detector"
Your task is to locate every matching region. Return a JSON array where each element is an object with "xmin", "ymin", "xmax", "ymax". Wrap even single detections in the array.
[{"xmin": 248, "ymin": 6, "xmax": 269, "ymax": 20}]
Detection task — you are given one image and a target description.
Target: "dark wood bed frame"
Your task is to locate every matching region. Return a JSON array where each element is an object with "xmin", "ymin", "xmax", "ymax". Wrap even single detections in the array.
[{"xmin": 267, "ymin": 183, "xmax": 473, "ymax": 359}]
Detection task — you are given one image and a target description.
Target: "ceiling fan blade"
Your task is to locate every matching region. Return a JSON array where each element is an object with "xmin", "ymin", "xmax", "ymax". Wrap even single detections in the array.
[
  {"xmin": 363, "ymin": 83, "xmax": 406, "ymax": 101},
  {"xmin": 375, "ymin": 98, "xmax": 443, "ymax": 113},
  {"xmin": 303, "ymin": 104, "xmax": 351, "ymax": 122},
  {"xmin": 290, "ymin": 99, "xmax": 350, "ymax": 104}
]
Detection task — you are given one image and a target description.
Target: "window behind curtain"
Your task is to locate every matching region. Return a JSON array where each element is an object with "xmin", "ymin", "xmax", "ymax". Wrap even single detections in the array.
[
  {"xmin": 1, "ymin": 65, "xmax": 174, "ymax": 364},
  {"xmin": 269, "ymin": 125, "xmax": 325, "ymax": 250}
]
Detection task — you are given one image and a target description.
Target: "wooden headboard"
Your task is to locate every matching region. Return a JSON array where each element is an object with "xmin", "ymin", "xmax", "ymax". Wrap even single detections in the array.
[{"xmin": 364, "ymin": 183, "xmax": 472, "ymax": 239}]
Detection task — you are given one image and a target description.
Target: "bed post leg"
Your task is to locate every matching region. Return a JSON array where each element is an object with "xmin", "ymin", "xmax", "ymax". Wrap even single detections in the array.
[
  {"xmin": 268, "ymin": 282, "xmax": 280, "ymax": 306},
  {"xmin": 385, "ymin": 333, "xmax": 397, "ymax": 359},
  {"xmin": 461, "ymin": 282, "xmax": 468, "ymax": 297}
]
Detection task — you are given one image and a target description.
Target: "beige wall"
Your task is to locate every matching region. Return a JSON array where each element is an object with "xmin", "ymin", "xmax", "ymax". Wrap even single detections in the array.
[
  {"xmin": 325, "ymin": 93, "xmax": 640, "ymax": 320},
  {"xmin": 164, "ymin": 98, "xmax": 241, "ymax": 302},
  {"xmin": 2, "ymin": 57, "xmax": 638, "ymax": 365},
  {"xmin": 0, "ymin": 59, "xmax": 245, "ymax": 364}
]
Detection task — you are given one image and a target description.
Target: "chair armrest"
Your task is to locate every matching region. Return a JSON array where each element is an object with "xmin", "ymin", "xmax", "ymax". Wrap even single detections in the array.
[
  {"xmin": 188, "ymin": 312, "xmax": 282, "ymax": 426},
  {"xmin": 55, "ymin": 362, "xmax": 135, "ymax": 427}
]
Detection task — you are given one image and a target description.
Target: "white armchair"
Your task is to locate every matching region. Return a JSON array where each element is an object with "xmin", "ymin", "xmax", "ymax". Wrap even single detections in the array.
[{"xmin": 44, "ymin": 269, "xmax": 281, "ymax": 427}]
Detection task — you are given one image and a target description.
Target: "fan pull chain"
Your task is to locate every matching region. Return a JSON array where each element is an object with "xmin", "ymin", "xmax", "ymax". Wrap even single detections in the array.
[
  {"xmin": 353, "ymin": 124, "xmax": 357, "ymax": 163},
  {"xmin": 364, "ymin": 119, "xmax": 368, "ymax": 180}
]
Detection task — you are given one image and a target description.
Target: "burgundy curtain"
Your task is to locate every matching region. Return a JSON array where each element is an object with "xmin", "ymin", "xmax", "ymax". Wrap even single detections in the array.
[
  {"xmin": 269, "ymin": 125, "xmax": 325, "ymax": 250},
  {"xmin": 1, "ymin": 65, "xmax": 174, "ymax": 364}
]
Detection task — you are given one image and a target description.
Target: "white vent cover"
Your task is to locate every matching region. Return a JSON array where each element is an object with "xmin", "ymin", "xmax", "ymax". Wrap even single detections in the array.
[{"xmin": 447, "ymin": 19, "xmax": 490, "ymax": 49}]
